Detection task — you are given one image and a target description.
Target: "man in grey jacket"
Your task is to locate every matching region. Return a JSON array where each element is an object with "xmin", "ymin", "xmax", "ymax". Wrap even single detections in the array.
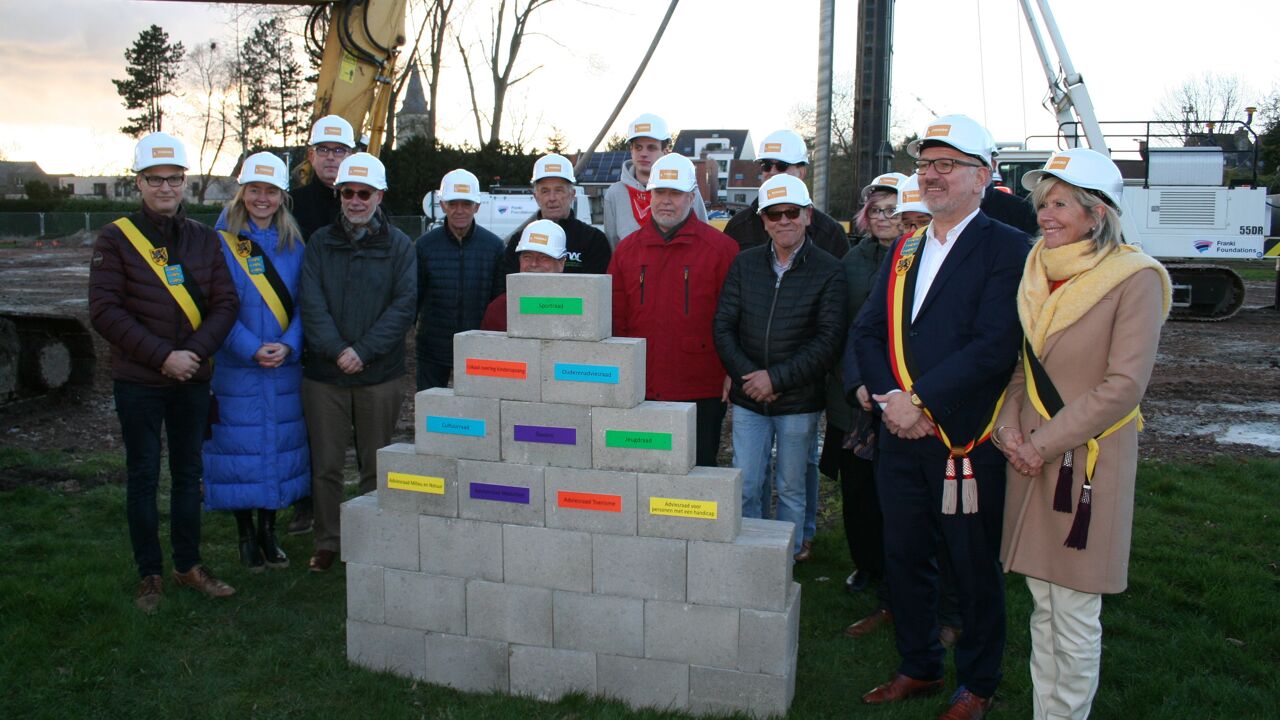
[
  {"xmin": 298, "ymin": 153, "xmax": 416, "ymax": 573},
  {"xmin": 601, "ymin": 112, "xmax": 708, "ymax": 248}
]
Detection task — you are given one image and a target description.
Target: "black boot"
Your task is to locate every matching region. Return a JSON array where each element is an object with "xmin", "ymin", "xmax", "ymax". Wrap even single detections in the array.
[
  {"xmin": 235, "ymin": 510, "xmax": 264, "ymax": 573},
  {"xmin": 258, "ymin": 509, "xmax": 289, "ymax": 570}
]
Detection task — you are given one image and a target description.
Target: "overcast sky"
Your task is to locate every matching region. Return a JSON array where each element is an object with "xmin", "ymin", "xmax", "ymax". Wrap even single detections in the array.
[{"xmin": 2, "ymin": 0, "xmax": 1278, "ymax": 175}]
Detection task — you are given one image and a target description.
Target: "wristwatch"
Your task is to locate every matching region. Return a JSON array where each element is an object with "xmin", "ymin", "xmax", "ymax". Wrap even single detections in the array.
[{"xmin": 909, "ymin": 392, "xmax": 924, "ymax": 408}]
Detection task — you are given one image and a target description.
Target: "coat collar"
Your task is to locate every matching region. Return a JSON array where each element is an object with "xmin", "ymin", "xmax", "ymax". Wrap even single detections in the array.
[{"xmin": 913, "ymin": 210, "xmax": 991, "ymax": 320}]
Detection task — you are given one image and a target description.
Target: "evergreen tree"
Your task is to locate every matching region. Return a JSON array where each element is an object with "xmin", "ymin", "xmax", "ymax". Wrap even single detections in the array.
[
  {"xmin": 112, "ymin": 25, "xmax": 186, "ymax": 137},
  {"xmin": 242, "ymin": 18, "xmax": 309, "ymax": 149}
]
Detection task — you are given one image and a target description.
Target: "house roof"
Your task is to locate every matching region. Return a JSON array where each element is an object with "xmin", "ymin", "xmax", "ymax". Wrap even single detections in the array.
[
  {"xmin": 672, "ymin": 130, "xmax": 753, "ymax": 160},
  {"xmin": 0, "ymin": 161, "xmax": 55, "ymax": 188}
]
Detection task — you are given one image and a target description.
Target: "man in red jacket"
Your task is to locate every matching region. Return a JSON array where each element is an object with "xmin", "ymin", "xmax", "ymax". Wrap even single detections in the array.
[
  {"xmin": 88, "ymin": 132, "xmax": 240, "ymax": 613},
  {"xmin": 608, "ymin": 153, "xmax": 738, "ymax": 466}
]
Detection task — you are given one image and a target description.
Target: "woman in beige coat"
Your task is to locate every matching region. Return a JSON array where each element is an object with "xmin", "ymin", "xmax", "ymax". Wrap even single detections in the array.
[{"xmin": 993, "ymin": 148, "xmax": 1170, "ymax": 720}]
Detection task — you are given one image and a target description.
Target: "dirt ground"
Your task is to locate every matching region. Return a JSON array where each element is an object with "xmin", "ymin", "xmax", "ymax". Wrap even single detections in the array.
[{"xmin": 1, "ymin": 242, "xmax": 1276, "ymax": 491}]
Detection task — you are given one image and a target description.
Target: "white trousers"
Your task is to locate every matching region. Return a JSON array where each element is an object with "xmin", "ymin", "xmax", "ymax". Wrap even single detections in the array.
[{"xmin": 1026, "ymin": 576, "xmax": 1103, "ymax": 720}]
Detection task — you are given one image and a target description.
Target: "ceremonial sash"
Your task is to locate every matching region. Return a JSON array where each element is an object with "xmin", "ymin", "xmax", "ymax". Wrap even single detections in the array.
[
  {"xmin": 1022, "ymin": 337, "xmax": 1140, "ymax": 549},
  {"xmin": 113, "ymin": 217, "xmax": 203, "ymax": 330},
  {"xmin": 218, "ymin": 231, "xmax": 294, "ymax": 333},
  {"xmin": 885, "ymin": 228, "xmax": 1004, "ymax": 515}
]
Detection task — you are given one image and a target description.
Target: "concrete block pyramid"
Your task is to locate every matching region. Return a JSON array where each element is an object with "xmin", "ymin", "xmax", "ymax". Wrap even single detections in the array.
[{"xmin": 343, "ymin": 272, "xmax": 801, "ymax": 718}]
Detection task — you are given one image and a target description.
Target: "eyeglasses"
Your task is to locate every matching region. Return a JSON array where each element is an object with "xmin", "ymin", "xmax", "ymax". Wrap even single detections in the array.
[
  {"xmin": 759, "ymin": 160, "xmax": 793, "ymax": 173},
  {"xmin": 340, "ymin": 188, "xmax": 374, "ymax": 200},
  {"xmin": 762, "ymin": 207, "xmax": 803, "ymax": 222},
  {"xmin": 866, "ymin": 207, "xmax": 896, "ymax": 218},
  {"xmin": 314, "ymin": 145, "xmax": 352, "ymax": 158},
  {"xmin": 914, "ymin": 158, "xmax": 984, "ymax": 174},
  {"xmin": 141, "ymin": 174, "xmax": 184, "ymax": 188}
]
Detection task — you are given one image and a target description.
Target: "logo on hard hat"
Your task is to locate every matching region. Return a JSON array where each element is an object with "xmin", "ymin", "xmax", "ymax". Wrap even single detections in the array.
[
  {"xmin": 324, "ymin": 126, "xmax": 342, "ymax": 136},
  {"xmin": 453, "ymin": 184, "xmax": 471, "ymax": 193},
  {"xmin": 349, "ymin": 167, "xmax": 369, "ymax": 177},
  {"xmin": 254, "ymin": 165, "xmax": 275, "ymax": 176},
  {"xmin": 529, "ymin": 233, "xmax": 549, "ymax": 245},
  {"xmin": 659, "ymin": 169, "xmax": 679, "ymax": 180},
  {"xmin": 635, "ymin": 123, "xmax": 651, "ymax": 132},
  {"xmin": 545, "ymin": 164, "xmax": 562, "ymax": 172},
  {"xmin": 926, "ymin": 124, "xmax": 951, "ymax": 137},
  {"xmin": 879, "ymin": 176, "xmax": 900, "ymax": 186},
  {"xmin": 766, "ymin": 187, "xmax": 788, "ymax": 199},
  {"xmin": 152, "ymin": 147, "xmax": 175, "ymax": 159},
  {"xmin": 1048, "ymin": 156, "xmax": 1071, "ymax": 170},
  {"xmin": 903, "ymin": 190, "xmax": 921, "ymax": 202},
  {"xmin": 763, "ymin": 143, "xmax": 782, "ymax": 153}
]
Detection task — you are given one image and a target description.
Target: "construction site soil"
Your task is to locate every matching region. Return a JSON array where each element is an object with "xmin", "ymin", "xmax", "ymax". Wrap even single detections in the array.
[{"xmin": 1, "ymin": 241, "xmax": 1276, "ymax": 493}]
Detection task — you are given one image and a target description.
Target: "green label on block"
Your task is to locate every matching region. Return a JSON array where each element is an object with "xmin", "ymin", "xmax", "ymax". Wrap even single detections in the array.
[
  {"xmin": 605, "ymin": 430, "xmax": 672, "ymax": 451},
  {"xmin": 519, "ymin": 296, "xmax": 583, "ymax": 315}
]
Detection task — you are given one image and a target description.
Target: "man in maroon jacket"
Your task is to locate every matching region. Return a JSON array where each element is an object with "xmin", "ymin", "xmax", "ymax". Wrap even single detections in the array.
[{"xmin": 88, "ymin": 132, "xmax": 240, "ymax": 613}]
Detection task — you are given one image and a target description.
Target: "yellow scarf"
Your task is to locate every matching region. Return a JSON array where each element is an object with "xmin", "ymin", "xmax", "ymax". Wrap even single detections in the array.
[{"xmin": 1018, "ymin": 239, "xmax": 1171, "ymax": 354}]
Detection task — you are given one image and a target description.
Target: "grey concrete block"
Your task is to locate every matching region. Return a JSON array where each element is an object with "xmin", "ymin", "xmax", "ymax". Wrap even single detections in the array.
[
  {"xmin": 688, "ymin": 665, "xmax": 794, "ymax": 719},
  {"xmin": 346, "ymin": 619, "xmax": 425, "ymax": 680},
  {"xmin": 500, "ymin": 400, "xmax": 592, "ymax": 469},
  {"xmin": 466, "ymin": 579, "xmax": 553, "ymax": 646},
  {"xmin": 341, "ymin": 492, "xmax": 420, "ymax": 571},
  {"xmin": 458, "ymin": 459, "xmax": 545, "ymax": 527},
  {"xmin": 597, "ymin": 654, "xmax": 689, "ymax": 712},
  {"xmin": 509, "ymin": 645, "xmax": 596, "ymax": 701},
  {"xmin": 637, "ymin": 466, "xmax": 742, "ymax": 543},
  {"xmin": 345, "ymin": 562, "xmax": 385, "ymax": 624},
  {"xmin": 414, "ymin": 388, "xmax": 501, "ymax": 461},
  {"xmin": 376, "ymin": 444, "xmax": 458, "ymax": 517},
  {"xmin": 506, "ymin": 272, "xmax": 611, "ymax": 342},
  {"xmin": 544, "ymin": 467, "xmax": 637, "ymax": 536},
  {"xmin": 644, "ymin": 600, "xmax": 739, "ymax": 669},
  {"xmin": 592, "ymin": 533, "xmax": 686, "ymax": 602},
  {"xmin": 423, "ymin": 632, "xmax": 509, "ymax": 694},
  {"xmin": 738, "ymin": 582, "xmax": 801, "ymax": 676},
  {"xmin": 687, "ymin": 519, "xmax": 794, "ymax": 612},
  {"xmin": 503, "ymin": 524, "xmax": 592, "ymax": 593},
  {"xmin": 540, "ymin": 337, "xmax": 645, "ymax": 409},
  {"xmin": 384, "ymin": 570, "xmax": 467, "ymax": 635},
  {"xmin": 419, "ymin": 515, "xmax": 504, "ymax": 582},
  {"xmin": 452, "ymin": 330, "xmax": 542, "ymax": 402},
  {"xmin": 592, "ymin": 401, "xmax": 695, "ymax": 474},
  {"xmin": 552, "ymin": 590, "xmax": 644, "ymax": 657}
]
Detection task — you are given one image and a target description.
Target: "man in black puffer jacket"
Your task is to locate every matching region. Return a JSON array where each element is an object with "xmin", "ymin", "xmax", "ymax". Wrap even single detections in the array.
[{"xmin": 714, "ymin": 175, "xmax": 847, "ymax": 558}]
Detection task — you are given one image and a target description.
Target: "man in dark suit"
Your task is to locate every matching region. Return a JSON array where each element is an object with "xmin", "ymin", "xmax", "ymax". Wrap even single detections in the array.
[{"xmin": 850, "ymin": 114, "xmax": 1029, "ymax": 720}]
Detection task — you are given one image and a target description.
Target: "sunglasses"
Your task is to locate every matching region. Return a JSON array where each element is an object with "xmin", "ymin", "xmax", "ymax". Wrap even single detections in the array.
[
  {"xmin": 758, "ymin": 160, "xmax": 793, "ymax": 173},
  {"xmin": 762, "ymin": 207, "xmax": 803, "ymax": 222},
  {"xmin": 340, "ymin": 188, "xmax": 375, "ymax": 200}
]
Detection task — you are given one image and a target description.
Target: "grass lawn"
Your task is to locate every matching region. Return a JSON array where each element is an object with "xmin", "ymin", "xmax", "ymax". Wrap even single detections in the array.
[{"xmin": 1, "ymin": 451, "xmax": 1277, "ymax": 719}]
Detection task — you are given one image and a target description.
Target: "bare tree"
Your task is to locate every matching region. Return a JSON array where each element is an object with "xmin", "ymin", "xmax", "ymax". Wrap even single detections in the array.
[
  {"xmin": 457, "ymin": 0, "xmax": 557, "ymax": 150},
  {"xmin": 789, "ymin": 72, "xmax": 855, "ymax": 157},
  {"xmin": 184, "ymin": 41, "xmax": 235, "ymax": 204},
  {"xmin": 423, "ymin": 0, "xmax": 456, "ymax": 145},
  {"xmin": 1154, "ymin": 73, "xmax": 1250, "ymax": 145}
]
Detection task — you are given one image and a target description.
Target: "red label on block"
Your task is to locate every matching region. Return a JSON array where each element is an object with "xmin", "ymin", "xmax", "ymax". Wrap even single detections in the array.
[
  {"xmin": 557, "ymin": 491, "xmax": 622, "ymax": 513},
  {"xmin": 465, "ymin": 358, "xmax": 527, "ymax": 379}
]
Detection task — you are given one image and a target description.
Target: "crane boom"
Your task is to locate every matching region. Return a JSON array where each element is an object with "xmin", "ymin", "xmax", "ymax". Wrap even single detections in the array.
[{"xmin": 1017, "ymin": 0, "xmax": 1107, "ymax": 151}]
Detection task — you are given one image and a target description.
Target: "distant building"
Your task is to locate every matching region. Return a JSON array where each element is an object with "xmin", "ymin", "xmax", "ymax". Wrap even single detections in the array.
[
  {"xmin": 397, "ymin": 65, "xmax": 430, "ymax": 144},
  {"xmin": 0, "ymin": 161, "xmax": 60, "ymax": 199},
  {"xmin": 725, "ymin": 159, "xmax": 764, "ymax": 208},
  {"xmin": 671, "ymin": 129, "xmax": 755, "ymax": 202},
  {"xmin": 57, "ymin": 173, "xmax": 238, "ymax": 206}
]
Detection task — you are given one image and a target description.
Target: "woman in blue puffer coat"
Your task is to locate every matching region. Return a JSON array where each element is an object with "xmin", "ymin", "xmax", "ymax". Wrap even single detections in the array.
[{"xmin": 205, "ymin": 152, "xmax": 310, "ymax": 572}]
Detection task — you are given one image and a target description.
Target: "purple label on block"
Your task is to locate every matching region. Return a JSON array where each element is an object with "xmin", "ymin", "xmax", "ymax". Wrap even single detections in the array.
[
  {"xmin": 469, "ymin": 482, "xmax": 531, "ymax": 504},
  {"xmin": 513, "ymin": 424, "xmax": 577, "ymax": 445}
]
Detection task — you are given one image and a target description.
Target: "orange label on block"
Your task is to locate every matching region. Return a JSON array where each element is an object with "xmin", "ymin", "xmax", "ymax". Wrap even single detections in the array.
[
  {"xmin": 766, "ymin": 186, "xmax": 788, "ymax": 199},
  {"xmin": 926, "ymin": 124, "xmax": 951, "ymax": 137},
  {"xmin": 557, "ymin": 490, "xmax": 622, "ymax": 513},
  {"xmin": 1048, "ymin": 156, "xmax": 1071, "ymax": 170},
  {"xmin": 465, "ymin": 357, "xmax": 527, "ymax": 379}
]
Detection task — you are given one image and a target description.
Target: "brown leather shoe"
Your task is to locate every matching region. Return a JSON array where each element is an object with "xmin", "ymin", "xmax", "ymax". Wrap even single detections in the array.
[
  {"xmin": 937, "ymin": 688, "xmax": 993, "ymax": 719},
  {"xmin": 794, "ymin": 539, "xmax": 813, "ymax": 563},
  {"xmin": 939, "ymin": 625, "xmax": 963, "ymax": 649},
  {"xmin": 862, "ymin": 673, "xmax": 945, "ymax": 704},
  {"xmin": 308, "ymin": 549, "xmax": 337, "ymax": 573},
  {"xmin": 134, "ymin": 574, "xmax": 163, "ymax": 614},
  {"xmin": 172, "ymin": 565, "xmax": 235, "ymax": 598},
  {"xmin": 844, "ymin": 608, "xmax": 893, "ymax": 638}
]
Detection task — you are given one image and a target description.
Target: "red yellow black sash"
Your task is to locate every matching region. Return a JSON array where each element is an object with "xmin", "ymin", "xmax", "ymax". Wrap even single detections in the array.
[
  {"xmin": 219, "ymin": 231, "xmax": 294, "ymax": 333},
  {"xmin": 113, "ymin": 217, "xmax": 203, "ymax": 330}
]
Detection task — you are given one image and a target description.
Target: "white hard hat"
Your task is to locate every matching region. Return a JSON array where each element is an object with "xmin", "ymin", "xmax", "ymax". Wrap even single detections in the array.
[
  {"xmin": 132, "ymin": 132, "xmax": 189, "ymax": 172},
  {"xmin": 893, "ymin": 174, "xmax": 930, "ymax": 216},
  {"xmin": 907, "ymin": 114, "xmax": 996, "ymax": 166},
  {"xmin": 1021, "ymin": 148, "xmax": 1124, "ymax": 213},
  {"xmin": 438, "ymin": 168, "xmax": 481, "ymax": 203},
  {"xmin": 646, "ymin": 153, "xmax": 697, "ymax": 192},
  {"xmin": 237, "ymin": 152, "xmax": 288, "ymax": 190},
  {"xmin": 514, "ymin": 219, "xmax": 568, "ymax": 259},
  {"xmin": 758, "ymin": 129, "xmax": 808, "ymax": 165},
  {"xmin": 336, "ymin": 152, "xmax": 388, "ymax": 190},
  {"xmin": 757, "ymin": 174, "xmax": 813, "ymax": 212},
  {"xmin": 860, "ymin": 172, "xmax": 909, "ymax": 203},
  {"xmin": 531, "ymin": 153, "xmax": 576, "ymax": 184},
  {"xmin": 626, "ymin": 113, "xmax": 671, "ymax": 143},
  {"xmin": 309, "ymin": 115, "xmax": 356, "ymax": 148}
]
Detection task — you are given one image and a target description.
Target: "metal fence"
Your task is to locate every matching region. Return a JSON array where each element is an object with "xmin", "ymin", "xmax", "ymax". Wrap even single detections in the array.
[{"xmin": 0, "ymin": 212, "xmax": 434, "ymax": 240}]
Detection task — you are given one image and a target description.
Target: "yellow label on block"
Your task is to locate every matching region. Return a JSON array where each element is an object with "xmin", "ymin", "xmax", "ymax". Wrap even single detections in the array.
[
  {"xmin": 388, "ymin": 472, "xmax": 446, "ymax": 495},
  {"xmin": 650, "ymin": 496, "xmax": 718, "ymax": 520}
]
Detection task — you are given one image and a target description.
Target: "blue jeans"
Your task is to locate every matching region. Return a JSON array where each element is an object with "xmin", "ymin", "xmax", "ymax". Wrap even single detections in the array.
[
  {"xmin": 732, "ymin": 405, "xmax": 820, "ymax": 556},
  {"xmin": 758, "ymin": 425, "xmax": 821, "ymax": 545},
  {"xmin": 114, "ymin": 380, "xmax": 209, "ymax": 578}
]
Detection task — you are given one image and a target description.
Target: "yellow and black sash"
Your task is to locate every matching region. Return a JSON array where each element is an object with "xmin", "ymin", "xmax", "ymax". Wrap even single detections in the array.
[
  {"xmin": 885, "ymin": 228, "xmax": 1004, "ymax": 515},
  {"xmin": 1022, "ymin": 337, "xmax": 1140, "ymax": 549},
  {"xmin": 113, "ymin": 216, "xmax": 204, "ymax": 330},
  {"xmin": 218, "ymin": 231, "xmax": 294, "ymax": 333}
]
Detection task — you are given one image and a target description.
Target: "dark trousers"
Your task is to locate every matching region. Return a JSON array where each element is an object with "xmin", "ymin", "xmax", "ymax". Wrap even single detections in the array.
[
  {"xmin": 693, "ymin": 397, "xmax": 727, "ymax": 467},
  {"xmin": 114, "ymin": 380, "xmax": 210, "ymax": 578},
  {"xmin": 416, "ymin": 355, "xmax": 452, "ymax": 393},
  {"xmin": 877, "ymin": 448, "xmax": 1007, "ymax": 698}
]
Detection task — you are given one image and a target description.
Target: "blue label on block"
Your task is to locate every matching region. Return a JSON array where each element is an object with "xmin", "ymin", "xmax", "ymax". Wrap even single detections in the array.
[
  {"xmin": 426, "ymin": 415, "xmax": 486, "ymax": 437},
  {"xmin": 554, "ymin": 362, "xmax": 620, "ymax": 385}
]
